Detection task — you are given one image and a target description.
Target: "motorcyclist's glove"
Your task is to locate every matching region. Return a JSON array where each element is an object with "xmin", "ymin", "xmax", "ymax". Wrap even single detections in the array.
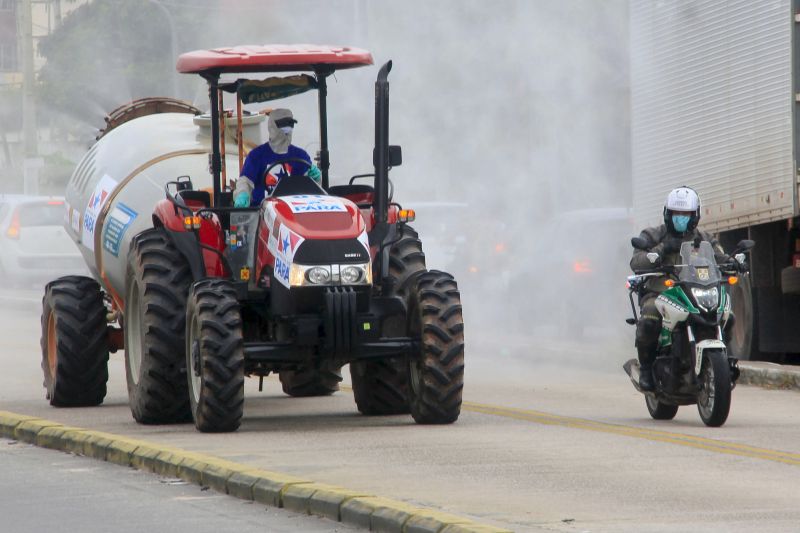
[
  {"xmin": 306, "ymin": 164, "xmax": 321, "ymax": 183},
  {"xmin": 737, "ymin": 260, "xmax": 749, "ymax": 274},
  {"xmin": 234, "ymin": 191, "xmax": 251, "ymax": 208},
  {"xmin": 662, "ymin": 236, "xmax": 683, "ymax": 254}
]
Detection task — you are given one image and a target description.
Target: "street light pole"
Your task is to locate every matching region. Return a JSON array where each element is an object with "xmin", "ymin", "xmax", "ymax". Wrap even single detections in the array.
[{"xmin": 19, "ymin": 0, "xmax": 40, "ymax": 194}]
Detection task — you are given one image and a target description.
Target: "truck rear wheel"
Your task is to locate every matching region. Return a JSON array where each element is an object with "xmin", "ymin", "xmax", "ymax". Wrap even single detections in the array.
[
  {"xmin": 186, "ymin": 279, "xmax": 244, "ymax": 432},
  {"xmin": 124, "ymin": 228, "xmax": 192, "ymax": 424},
  {"xmin": 727, "ymin": 274, "xmax": 759, "ymax": 360},
  {"xmin": 280, "ymin": 363, "xmax": 342, "ymax": 397},
  {"xmin": 40, "ymin": 276, "xmax": 109, "ymax": 406},
  {"xmin": 351, "ymin": 225, "xmax": 425, "ymax": 415},
  {"xmin": 407, "ymin": 270, "xmax": 464, "ymax": 424}
]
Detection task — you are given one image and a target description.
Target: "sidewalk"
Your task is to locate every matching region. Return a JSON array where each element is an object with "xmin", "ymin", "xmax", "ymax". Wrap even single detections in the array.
[{"xmin": 739, "ymin": 361, "xmax": 800, "ymax": 391}]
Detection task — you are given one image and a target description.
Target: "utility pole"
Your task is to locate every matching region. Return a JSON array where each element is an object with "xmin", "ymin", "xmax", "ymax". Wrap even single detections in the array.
[
  {"xmin": 53, "ymin": 0, "xmax": 62, "ymax": 27},
  {"xmin": 19, "ymin": 0, "xmax": 41, "ymax": 194}
]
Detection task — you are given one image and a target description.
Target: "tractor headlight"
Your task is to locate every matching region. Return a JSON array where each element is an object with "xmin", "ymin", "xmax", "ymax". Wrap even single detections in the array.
[
  {"xmin": 340, "ymin": 265, "xmax": 363, "ymax": 284},
  {"xmin": 306, "ymin": 266, "xmax": 332, "ymax": 285},
  {"xmin": 690, "ymin": 287, "xmax": 719, "ymax": 311},
  {"xmin": 288, "ymin": 263, "xmax": 372, "ymax": 287}
]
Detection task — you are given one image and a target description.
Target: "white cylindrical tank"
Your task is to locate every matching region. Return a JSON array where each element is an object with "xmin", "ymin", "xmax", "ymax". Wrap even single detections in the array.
[{"xmin": 64, "ymin": 109, "xmax": 264, "ymax": 306}]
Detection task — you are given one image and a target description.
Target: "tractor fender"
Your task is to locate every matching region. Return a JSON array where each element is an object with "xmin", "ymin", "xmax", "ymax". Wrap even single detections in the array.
[{"xmin": 152, "ymin": 198, "xmax": 226, "ymax": 280}]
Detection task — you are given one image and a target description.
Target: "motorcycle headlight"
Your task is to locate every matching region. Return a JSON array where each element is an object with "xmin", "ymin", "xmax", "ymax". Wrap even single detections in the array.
[{"xmin": 690, "ymin": 286, "xmax": 719, "ymax": 311}]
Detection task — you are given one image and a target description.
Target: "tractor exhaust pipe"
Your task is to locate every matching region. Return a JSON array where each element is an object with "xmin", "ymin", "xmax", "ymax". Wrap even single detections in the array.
[{"xmin": 373, "ymin": 61, "xmax": 392, "ymax": 224}]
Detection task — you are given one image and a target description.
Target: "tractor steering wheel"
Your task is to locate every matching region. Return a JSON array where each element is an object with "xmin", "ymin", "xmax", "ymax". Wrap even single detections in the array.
[{"xmin": 260, "ymin": 157, "xmax": 313, "ymax": 189}]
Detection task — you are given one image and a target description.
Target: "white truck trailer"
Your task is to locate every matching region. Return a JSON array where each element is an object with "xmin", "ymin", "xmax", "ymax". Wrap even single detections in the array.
[{"xmin": 630, "ymin": 0, "xmax": 800, "ymax": 360}]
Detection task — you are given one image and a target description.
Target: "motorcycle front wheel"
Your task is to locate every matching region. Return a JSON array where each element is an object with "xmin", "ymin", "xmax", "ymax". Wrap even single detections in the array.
[
  {"xmin": 645, "ymin": 394, "xmax": 678, "ymax": 420},
  {"xmin": 697, "ymin": 349, "xmax": 732, "ymax": 427}
]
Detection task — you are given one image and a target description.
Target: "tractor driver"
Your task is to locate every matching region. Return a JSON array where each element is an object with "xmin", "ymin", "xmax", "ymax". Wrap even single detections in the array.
[
  {"xmin": 233, "ymin": 108, "xmax": 322, "ymax": 207},
  {"xmin": 629, "ymin": 186, "xmax": 730, "ymax": 391}
]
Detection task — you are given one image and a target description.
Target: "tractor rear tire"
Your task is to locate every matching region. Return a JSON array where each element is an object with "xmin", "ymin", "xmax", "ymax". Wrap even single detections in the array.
[
  {"xmin": 186, "ymin": 279, "xmax": 244, "ymax": 432},
  {"xmin": 280, "ymin": 363, "xmax": 342, "ymax": 397},
  {"xmin": 407, "ymin": 270, "xmax": 465, "ymax": 424},
  {"xmin": 124, "ymin": 228, "xmax": 193, "ymax": 424},
  {"xmin": 351, "ymin": 225, "xmax": 426, "ymax": 415},
  {"xmin": 40, "ymin": 276, "xmax": 109, "ymax": 406}
]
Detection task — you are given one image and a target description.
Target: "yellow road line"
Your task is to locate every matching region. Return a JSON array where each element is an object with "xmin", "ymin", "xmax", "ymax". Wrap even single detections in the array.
[{"xmin": 461, "ymin": 401, "xmax": 800, "ymax": 466}]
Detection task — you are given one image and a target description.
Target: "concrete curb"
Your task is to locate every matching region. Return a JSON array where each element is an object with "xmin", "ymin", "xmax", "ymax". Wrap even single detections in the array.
[
  {"xmin": 0, "ymin": 410, "xmax": 512, "ymax": 533},
  {"xmin": 739, "ymin": 361, "xmax": 800, "ymax": 391}
]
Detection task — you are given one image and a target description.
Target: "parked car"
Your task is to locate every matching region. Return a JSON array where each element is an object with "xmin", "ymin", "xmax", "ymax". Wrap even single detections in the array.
[{"xmin": 0, "ymin": 195, "xmax": 87, "ymax": 287}]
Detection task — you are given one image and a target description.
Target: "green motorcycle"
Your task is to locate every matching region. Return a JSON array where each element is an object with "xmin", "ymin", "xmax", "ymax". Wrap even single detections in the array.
[{"xmin": 624, "ymin": 238, "xmax": 754, "ymax": 427}]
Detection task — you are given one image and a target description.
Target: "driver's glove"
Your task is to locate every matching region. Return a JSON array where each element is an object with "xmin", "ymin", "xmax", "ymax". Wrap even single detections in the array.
[
  {"xmin": 234, "ymin": 191, "xmax": 250, "ymax": 208},
  {"xmin": 306, "ymin": 164, "xmax": 321, "ymax": 183}
]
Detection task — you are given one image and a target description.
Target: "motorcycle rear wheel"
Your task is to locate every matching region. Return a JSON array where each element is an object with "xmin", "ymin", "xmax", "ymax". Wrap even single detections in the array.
[
  {"xmin": 645, "ymin": 394, "xmax": 678, "ymax": 420},
  {"xmin": 697, "ymin": 349, "xmax": 732, "ymax": 427}
]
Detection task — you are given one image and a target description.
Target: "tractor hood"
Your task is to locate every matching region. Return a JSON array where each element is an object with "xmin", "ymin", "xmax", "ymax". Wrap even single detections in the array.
[{"xmin": 267, "ymin": 195, "xmax": 366, "ymax": 241}]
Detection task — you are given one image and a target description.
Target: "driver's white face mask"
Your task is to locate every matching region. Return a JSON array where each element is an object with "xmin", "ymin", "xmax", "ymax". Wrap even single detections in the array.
[{"xmin": 280, "ymin": 126, "xmax": 293, "ymax": 134}]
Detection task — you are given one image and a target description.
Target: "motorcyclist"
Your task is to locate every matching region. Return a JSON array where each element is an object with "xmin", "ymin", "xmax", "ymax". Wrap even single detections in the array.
[
  {"xmin": 630, "ymin": 186, "xmax": 730, "ymax": 391},
  {"xmin": 233, "ymin": 108, "xmax": 322, "ymax": 207}
]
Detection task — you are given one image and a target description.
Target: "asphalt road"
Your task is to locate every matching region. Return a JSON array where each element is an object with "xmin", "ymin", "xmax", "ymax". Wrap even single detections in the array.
[{"xmin": 2, "ymin": 289, "xmax": 800, "ymax": 532}]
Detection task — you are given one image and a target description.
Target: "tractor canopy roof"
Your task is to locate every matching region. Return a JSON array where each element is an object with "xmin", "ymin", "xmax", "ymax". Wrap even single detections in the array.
[{"xmin": 176, "ymin": 44, "xmax": 373, "ymax": 75}]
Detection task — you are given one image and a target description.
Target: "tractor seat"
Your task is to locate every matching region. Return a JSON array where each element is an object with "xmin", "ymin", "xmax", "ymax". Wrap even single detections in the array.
[
  {"xmin": 177, "ymin": 189, "xmax": 211, "ymax": 208},
  {"xmin": 328, "ymin": 184, "xmax": 374, "ymax": 208},
  {"xmin": 271, "ymin": 175, "xmax": 327, "ymax": 197}
]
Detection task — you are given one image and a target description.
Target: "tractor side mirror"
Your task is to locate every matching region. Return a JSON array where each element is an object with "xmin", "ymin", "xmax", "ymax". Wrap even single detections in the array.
[
  {"xmin": 373, "ymin": 145, "xmax": 402, "ymax": 168},
  {"xmin": 388, "ymin": 145, "xmax": 402, "ymax": 167}
]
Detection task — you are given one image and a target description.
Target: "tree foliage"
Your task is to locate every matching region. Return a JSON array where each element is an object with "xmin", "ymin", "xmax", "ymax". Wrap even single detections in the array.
[{"xmin": 36, "ymin": 0, "xmax": 190, "ymax": 121}]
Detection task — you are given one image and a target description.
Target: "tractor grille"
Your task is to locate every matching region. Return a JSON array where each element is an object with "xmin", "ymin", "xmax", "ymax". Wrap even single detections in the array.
[{"xmin": 324, "ymin": 287, "xmax": 357, "ymax": 357}]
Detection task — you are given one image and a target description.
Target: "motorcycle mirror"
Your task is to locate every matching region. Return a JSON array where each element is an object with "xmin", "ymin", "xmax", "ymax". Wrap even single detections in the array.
[
  {"xmin": 631, "ymin": 236, "xmax": 650, "ymax": 250},
  {"xmin": 735, "ymin": 239, "xmax": 755, "ymax": 252},
  {"xmin": 646, "ymin": 252, "xmax": 660, "ymax": 264},
  {"xmin": 735, "ymin": 253, "xmax": 746, "ymax": 264}
]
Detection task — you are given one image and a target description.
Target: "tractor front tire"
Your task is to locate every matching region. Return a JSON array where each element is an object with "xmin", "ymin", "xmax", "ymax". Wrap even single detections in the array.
[
  {"xmin": 280, "ymin": 363, "xmax": 342, "ymax": 397},
  {"xmin": 351, "ymin": 225, "xmax": 426, "ymax": 415},
  {"xmin": 186, "ymin": 279, "xmax": 244, "ymax": 432},
  {"xmin": 40, "ymin": 276, "xmax": 109, "ymax": 406},
  {"xmin": 407, "ymin": 270, "xmax": 464, "ymax": 424},
  {"xmin": 124, "ymin": 228, "xmax": 192, "ymax": 424}
]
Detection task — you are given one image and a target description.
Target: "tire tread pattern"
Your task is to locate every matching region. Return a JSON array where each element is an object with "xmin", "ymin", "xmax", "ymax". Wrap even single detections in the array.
[
  {"xmin": 408, "ymin": 270, "xmax": 464, "ymax": 424},
  {"xmin": 126, "ymin": 228, "xmax": 192, "ymax": 423},
  {"xmin": 40, "ymin": 275, "xmax": 109, "ymax": 406},
  {"xmin": 188, "ymin": 279, "xmax": 244, "ymax": 432},
  {"xmin": 351, "ymin": 225, "xmax": 425, "ymax": 415}
]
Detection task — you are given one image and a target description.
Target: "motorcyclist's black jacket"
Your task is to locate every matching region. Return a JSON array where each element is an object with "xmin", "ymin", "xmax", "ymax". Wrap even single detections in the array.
[{"xmin": 630, "ymin": 224, "xmax": 729, "ymax": 293}]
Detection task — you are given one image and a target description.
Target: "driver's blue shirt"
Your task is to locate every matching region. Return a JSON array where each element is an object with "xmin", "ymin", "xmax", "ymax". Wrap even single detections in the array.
[{"xmin": 240, "ymin": 143, "xmax": 312, "ymax": 204}]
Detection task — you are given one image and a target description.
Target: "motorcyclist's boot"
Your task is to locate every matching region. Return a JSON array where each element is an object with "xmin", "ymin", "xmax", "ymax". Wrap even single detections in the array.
[{"xmin": 637, "ymin": 345, "xmax": 656, "ymax": 392}]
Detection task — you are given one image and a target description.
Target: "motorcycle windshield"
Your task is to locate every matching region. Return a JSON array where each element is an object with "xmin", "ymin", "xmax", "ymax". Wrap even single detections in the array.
[{"xmin": 678, "ymin": 241, "xmax": 721, "ymax": 286}]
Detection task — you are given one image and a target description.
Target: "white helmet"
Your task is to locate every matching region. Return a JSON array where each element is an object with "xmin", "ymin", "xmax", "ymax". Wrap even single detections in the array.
[{"xmin": 663, "ymin": 186, "xmax": 701, "ymax": 234}]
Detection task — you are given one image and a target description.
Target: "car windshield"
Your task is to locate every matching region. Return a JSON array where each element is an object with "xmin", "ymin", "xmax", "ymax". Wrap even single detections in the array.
[
  {"xmin": 16, "ymin": 202, "xmax": 64, "ymax": 227},
  {"xmin": 678, "ymin": 241, "xmax": 720, "ymax": 286}
]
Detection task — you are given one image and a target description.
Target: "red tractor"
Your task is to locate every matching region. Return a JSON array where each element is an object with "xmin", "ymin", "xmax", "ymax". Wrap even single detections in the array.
[{"xmin": 109, "ymin": 46, "xmax": 464, "ymax": 432}]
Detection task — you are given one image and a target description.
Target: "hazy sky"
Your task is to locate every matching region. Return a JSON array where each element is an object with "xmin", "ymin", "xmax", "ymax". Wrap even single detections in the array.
[{"xmin": 1, "ymin": 0, "xmax": 632, "ymax": 362}]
